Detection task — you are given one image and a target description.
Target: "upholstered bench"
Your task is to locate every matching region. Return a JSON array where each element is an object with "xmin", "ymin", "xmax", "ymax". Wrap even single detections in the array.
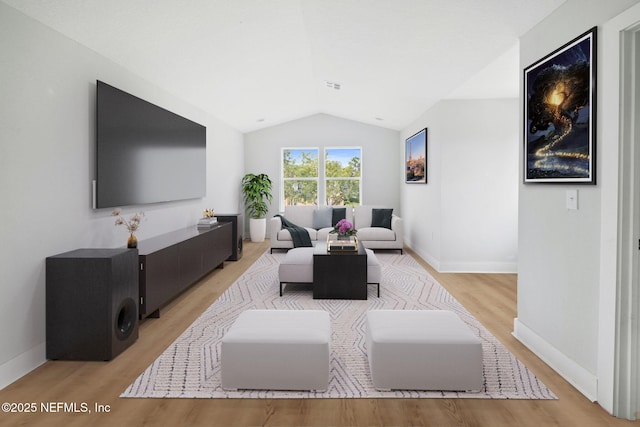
[
  {"xmin": 221, "ymin": 310, "xmax": 331, "ymax": 391},
  {"xmin": 278, "ymin": 247, "xmax": 315, "ymax": 295},
  {"xmin": 365, "ymin": 310, "xmax": 483, "ymax": 391},
  {"xmin": 278, "ymin": 246, "xmax": 381, "ymax": 296},
  {"xmin": 365, "ymin": 248, "xmax": 381, "ymax": 297}
]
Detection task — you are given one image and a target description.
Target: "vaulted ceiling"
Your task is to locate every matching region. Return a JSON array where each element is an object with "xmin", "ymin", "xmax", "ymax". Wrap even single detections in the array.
[{"xmin": 3, "ymin": 0, "xmax": 565, "ymax": 132}]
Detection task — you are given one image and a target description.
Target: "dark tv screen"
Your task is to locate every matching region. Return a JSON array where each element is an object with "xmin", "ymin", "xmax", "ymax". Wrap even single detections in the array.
[{"xmin": 96, "ymin": 80, "xmax": 206, "ymax": 209}]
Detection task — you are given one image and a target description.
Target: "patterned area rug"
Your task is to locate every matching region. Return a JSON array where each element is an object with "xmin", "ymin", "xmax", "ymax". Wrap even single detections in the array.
[{"xmin": 121, "ymin": 250, "xmax": 556, "ymax": 399}]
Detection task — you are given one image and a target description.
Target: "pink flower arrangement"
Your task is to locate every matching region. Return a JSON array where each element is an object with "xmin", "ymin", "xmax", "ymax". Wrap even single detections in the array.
[{"xmin": 333, "ymin": 218, "xmax": 357, "ymax": 236}]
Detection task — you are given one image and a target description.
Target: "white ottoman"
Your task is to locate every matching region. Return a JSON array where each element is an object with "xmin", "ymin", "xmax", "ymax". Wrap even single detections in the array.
[
  {"xmin": 279, "ymin": 247, "xmax": 382, "ymax": 297},
  {"xmin": 221, "ymin": 310, "xmax": 330, "ymax": 391},
  {"xmin": 365, "ymin": 248, "xmax": 382, "ymax": 297},
  {"xmin": 366, "ymin": 310, "xmax": 483, "ymax": 391},
  {"xmin": 278, "ymin": 247, "xmax": 315, "ymax": 296}
]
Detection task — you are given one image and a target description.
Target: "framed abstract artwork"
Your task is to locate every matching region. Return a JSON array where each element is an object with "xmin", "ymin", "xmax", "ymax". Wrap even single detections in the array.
[
  {"xmin": 405, "ymin": 128, "xmax": 427, "ymax": 184},
  {"xmin": 523, "ymin": 27, "xmax": 597, "ymax": 184}
]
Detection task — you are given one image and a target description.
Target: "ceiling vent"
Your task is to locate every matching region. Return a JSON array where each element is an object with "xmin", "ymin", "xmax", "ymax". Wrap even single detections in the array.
[{"xmin": 325, "ymin": 80, "xmax": 341, "ymax": 90}]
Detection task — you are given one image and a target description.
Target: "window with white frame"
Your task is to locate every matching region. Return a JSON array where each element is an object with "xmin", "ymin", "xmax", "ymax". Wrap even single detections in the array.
[
  {"xmin": 281, "ymin": 148, "xmax": 319, "ymax": 206},
  {"xmin": 280, "ymin": 147, "xmax": 362, "ymax": 209},
  {"xmin": 324, "ymin": 147, "xmax": 361, "ymax": 206}
]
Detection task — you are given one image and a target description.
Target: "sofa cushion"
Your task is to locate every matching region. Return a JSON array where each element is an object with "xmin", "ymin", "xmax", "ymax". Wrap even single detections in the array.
[
  {"xmin": 356, "ymin": 227, "xmax": 396, "ymax": 241},
  {"xmin": 316, "ymin": 227, "xmax": 334, "ymax": 242},
  {"xmin": 353, "ymin": 206, "xmax": 372, "ymax": 230},
  {"xmin": 284, "ymin": 205, "xmax": 316, "ymax": 228},
  {"xmin": 277, "ymin": 227, "xmax": 318, "ymax": 241},
  {"xmin": 354, "ymin": 205, "xmax": 389, "ymax": 230},
  {"xmin": 371, "ymin": 208, "xmax": 393, "ymax": 229},
  {"xmin": 313, "ymin": 207, "xmax": 333, "ymax": 229},
  {"xmin": 331, "ymin": 207, "xmax": 347, "ymax": 226}
]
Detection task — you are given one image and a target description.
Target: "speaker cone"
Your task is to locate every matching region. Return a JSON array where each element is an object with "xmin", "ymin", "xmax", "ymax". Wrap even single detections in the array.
[{"xmin": 115, "ymin": 298, "xmax": 136, "ymax": 340}]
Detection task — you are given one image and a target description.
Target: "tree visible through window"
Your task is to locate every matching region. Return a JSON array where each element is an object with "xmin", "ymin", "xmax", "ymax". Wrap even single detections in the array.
[
  {"xmin": 282, "ymin": 148, "xmax": 318, "ymax": 206},
  {"xmin": 325, "ymin": 147, "xmax": 361, "ymax": 206},
  {"xmin": 281, "ymin": 147, "xmax": 362, "ymax": 208}
]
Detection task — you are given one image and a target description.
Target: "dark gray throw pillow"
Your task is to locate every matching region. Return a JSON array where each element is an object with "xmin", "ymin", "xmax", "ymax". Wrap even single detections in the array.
[
  {"xmin": 331, "ymin": 207, "xmax": 346, "ymax": 226},
  {"xmin": 313, "ymin": 207, "xmax": 333, "ymax": 229},
  {"xmin": 371, "ymin": 208, "xmax": 393, "ymax": 229}
]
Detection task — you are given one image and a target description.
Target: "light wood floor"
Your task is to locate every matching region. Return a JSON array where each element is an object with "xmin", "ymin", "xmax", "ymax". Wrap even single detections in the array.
[{"xmin": 1, "ymin": 240, "xmax": 637, "ymax": 426}]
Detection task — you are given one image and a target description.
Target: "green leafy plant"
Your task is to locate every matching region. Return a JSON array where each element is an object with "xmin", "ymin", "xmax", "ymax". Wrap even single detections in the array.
[{"xmin": 241, "ymin": 173, "xmax": 273, "ymax": 219}]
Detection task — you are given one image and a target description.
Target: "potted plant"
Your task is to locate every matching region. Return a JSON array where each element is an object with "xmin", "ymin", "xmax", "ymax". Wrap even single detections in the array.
[{"xmin": 241, "ymin": 173, "xmax": 273, "ymax": 242}]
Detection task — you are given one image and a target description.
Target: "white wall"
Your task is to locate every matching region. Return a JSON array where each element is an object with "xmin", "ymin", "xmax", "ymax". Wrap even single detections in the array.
[
  {"xmin": 0, "ymin": 3, "xmax": 244, "ymax": 389},
  {"xmin": 401, "ymin": 98, "xmax": 519, "ymax": 273},
  {"xmin": 514, "ymin": 0, "xmax": 640, "ymax": 408},
  {"xmin": 244, "ymin": 113, "xmax": 400, "ymax": 222}
]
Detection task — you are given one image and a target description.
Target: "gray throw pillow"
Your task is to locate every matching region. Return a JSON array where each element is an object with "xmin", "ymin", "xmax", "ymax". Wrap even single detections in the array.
[
  {"xmin": 371, "ymin": 208, "xmax": 393, "ymax": 229},
  {"xmin": 313, "ymin": 207, "xmax": 333, "ymax": 229}
]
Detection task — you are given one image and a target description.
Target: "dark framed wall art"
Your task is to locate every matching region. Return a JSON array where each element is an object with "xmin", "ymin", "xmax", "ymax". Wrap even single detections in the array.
[
  {"xmin": 405, "ymin": 128, "xmax": 427, "ymax": 184},
  {"xmin": 523, "ymin": 27, "xmax": 597, "ymax": 184}
]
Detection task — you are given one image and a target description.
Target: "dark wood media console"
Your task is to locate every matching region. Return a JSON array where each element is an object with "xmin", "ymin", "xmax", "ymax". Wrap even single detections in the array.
[{"xmin": 137, "ymin": 222, "xmax": 232, "ymax": 318}]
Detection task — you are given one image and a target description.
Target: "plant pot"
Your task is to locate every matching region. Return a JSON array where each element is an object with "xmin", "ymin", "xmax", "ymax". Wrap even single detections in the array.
[{"xmin": 249, "ymin": 218, "xmax": 267, "ymax": 242}]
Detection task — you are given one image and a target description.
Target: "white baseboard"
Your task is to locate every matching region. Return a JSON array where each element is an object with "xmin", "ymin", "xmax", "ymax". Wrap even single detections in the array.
[
  {"xmin": 438, "ymin": 261, "xmax": 517, "ymax": 273},
  {"xmin": 406, "ymin": 242, "xmax": 441, "ymax": 271},
  {"xmin": 0, "ymin": 343, "xmax": 46, "ymax": 391},
  {"xmin": 513, "ymin": 318, "xmax": 598, "ymax": 401},
  {"xmin": 405, "ymin": 241, "xmax": 516, "ymax": 273}
]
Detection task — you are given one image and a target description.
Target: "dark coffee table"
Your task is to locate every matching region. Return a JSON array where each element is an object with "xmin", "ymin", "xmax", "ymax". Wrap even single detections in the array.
[{"xmin": 312, "ymin": 242, "xmax": 367, "ymax": 299}]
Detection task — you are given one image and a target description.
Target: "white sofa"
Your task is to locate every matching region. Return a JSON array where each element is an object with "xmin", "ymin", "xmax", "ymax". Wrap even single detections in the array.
[{"xmin": 269, "ymin": 205, "xmax": 403, "ymax": 253}]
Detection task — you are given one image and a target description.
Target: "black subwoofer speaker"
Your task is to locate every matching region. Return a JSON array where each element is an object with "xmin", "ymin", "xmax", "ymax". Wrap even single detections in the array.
[
  {"xmin": 216, "ymin": 214, "xmax": 243, "ymax": 260},
  {"xmin": 46, "ymin": 248, "xmax": 139, "ymax": 360}
]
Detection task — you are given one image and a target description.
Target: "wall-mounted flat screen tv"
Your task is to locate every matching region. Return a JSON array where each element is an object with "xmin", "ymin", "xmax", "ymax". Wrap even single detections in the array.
[{"xmin": 96, "ymin": 80, "xmax": 206, "ymax": 209}]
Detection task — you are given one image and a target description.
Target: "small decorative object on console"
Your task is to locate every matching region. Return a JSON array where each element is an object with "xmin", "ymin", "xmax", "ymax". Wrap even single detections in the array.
[
  {"xmin": 327, "ymin": 235, "xmax": 358, "ymax": 252},
  {"xmin": 112, "ymin": 208, "xmax": 144, "ymax": 248},
  {"xmin": 198, "ymin": 208, "xmax": 217, "ymax": 229}
]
